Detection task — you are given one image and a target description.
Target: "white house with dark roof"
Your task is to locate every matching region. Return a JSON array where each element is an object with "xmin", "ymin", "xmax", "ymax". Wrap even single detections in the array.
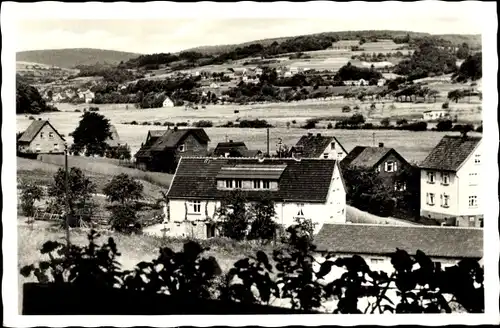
[
  {"xmin": 165, "ymin": 157, "xmax": 347, "ymax": 239},
  {"xmin": 419, "ymin": 134, "xmax": 483, "ymax": 227},
  {"xmin": 290, "ymin": 133, "xmax": 348, "ymax": 160},
  {"xmin": 313, "ymin": 223, "xmax": 483, "ymax": 311},
  {"xmin": 17, "ymin": 119, "xmax": 66, "ymax": 154}
]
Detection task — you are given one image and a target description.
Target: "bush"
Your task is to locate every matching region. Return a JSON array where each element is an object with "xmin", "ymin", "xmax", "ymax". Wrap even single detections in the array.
[
  {"xmin": 380, "ymin": 117, "xmax": 390, "ymax": 127},
  {"xmin": 110, "ymin": 204, "xmax": 141, "ymax": 234},
  {"xmin": 19, "ymin": 181, "xmax": 44, "ymax": 217},
  {"xmin": 396, "ymin": 118, "xmax": 408, "ymax": 125},
  {"xmin": 342, "ymin": 105, "xmax": 351, "ymax": 113},
  {"xmin": 302, "ymin": 118, "xmax": 318, "ymax": 129},
  {"xmin": 163, "ymin": 121, "xmax": 175, "ymax": 126},
  {"xmin": 400, "ymin": 121, "xmax": 427, "ymax": 131},
  {"xmin": 176, "ymin": 122, "xmax": 189, "ymax": 127},
  {"xmin": 476, "ymin": 125, "xmax": 483, "ymax": 132},
  {"xmin": 88, "ymin": 107, "xmax": 100, "ymax": 112},
  {"xmin": 238, "ymin": 119, "xmax": 272, "ymax": 128},
  {"xmin": 442, "ymin": 102, "xmax": 449, "ymax": 109},
  {"xmin": 327, "ymin": 123, "xmax": 333, "ymax": 129},
  {"xmin": 74, "ymin": 109, "xmax": 81, "ymax": 112},
  {"xmin": 142, "ymin": 121, "xmax": 150, "ymax": 125},
  {"xmin": 130, "ymin": 120, "xmax": 138, "ymax": 125},
  {"xmin": 193, "ymin": 120, "xmax": 213, "ymax": 128},
  {"xmin": 292, "ymin": 120, "xmax": 297, "ymax": 124},
  {"xmin": 153, "ymin": 122, "xmax": 162, "ymax": 126},
  {"xmin": 28, "ymin": 116, "xmax": 36, "ymax": 120},
  {"xmin": 436, "ymin": 120, "xmax": 453, "ymax": 131},
  {"xmin": 353, "ymin": 105, "xmax": 360, "ymax": 110}
]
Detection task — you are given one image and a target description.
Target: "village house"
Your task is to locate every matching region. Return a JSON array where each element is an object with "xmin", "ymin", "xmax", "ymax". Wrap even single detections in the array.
[
  {"xmin": 255, "ymin": 67, "xmax": 263, "ymax": 76},
  {"xmin": 422, "ymin": 110, "xmax": 450, "ymax": 121},
  {"xmin": 377, "ymin": 78, "xmax": 387, "ymax": 87},
  {"xmin": 164, "ymin": 157, "xmax": 346, "ymax": 239},
  {"xmin": 419, "ymin": 134, "xmax": 483, "ymax": 227},
  {"xmin": 212, "ymin": 140, "xmax": 262, "ymax": 158},
  {"xmin": 17, "ymin": 119, "xmax": 66, "ymax": 154},
  {"xmin": 313, "ymin": 223, "xmax": 483, "ymax": 311},
  {"xmin": 289, "ymin": 133, "xmax": 348, "ymax": 161},
  {"xmin": 82, "ymin": 90, "xmax": 95, "ymax": 104},
  {"xmin": 209, "ymin": 82, "xmax": 220, "ymax": 89},
  {"xmin": 64, "ymin": 89, "xmax": 76, "ymax": 99},
  {"xmin": 52, "ymin": 92, "xmax": 65, "ymax": 102},
  {"xmin": 358, "ymin": 78, "xmax": 368, "ymax": 86},
  {"xmin": 341, "ymin": 143, "xmax": 415, "ymax": 192},
  {"xmin": 134, "ymin": 127, "xmax": 210, "ymax": 173},
  {"xmin": 162, "ymin": 96, "xmax": 175, "ymax": 108}
]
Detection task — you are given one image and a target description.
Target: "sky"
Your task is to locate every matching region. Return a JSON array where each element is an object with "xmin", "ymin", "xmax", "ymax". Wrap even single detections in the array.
[{"xmin": 13, "ymin": 2, "xmax": 486, "ymax": 54}]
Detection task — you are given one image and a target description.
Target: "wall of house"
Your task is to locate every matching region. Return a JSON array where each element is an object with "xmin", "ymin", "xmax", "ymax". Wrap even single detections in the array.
[
  {"xmin": 373, "ymin": 153, "xmax": 412, "ymax": 191},
  {"xmin": 322, "ymin": 141, "xmax": 347, "ymax": 161},
  {"xmin": 175, "ymin": 134, "xmax": 209, "ymax": 159},
  {"xmin": 20, "ymin": 124, "xmax": 65, "ymax": 154},
  {"xmin": 456, "ymin": 142, "xmax": 483, "ymax": 227},
  {"xmin": 420, "ymin": 169, "xmax": 459, "ymax": 221}
]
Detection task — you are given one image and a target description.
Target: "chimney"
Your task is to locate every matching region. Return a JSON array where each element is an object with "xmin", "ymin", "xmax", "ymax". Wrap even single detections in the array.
[
  {"xmin": 174, "ymin": 126, "xmax": 178, "ymax": 131},
  {"xmin": 307, "ymin": 132, "xmax": 313, "ymax": 137},
  {"xmin": 379, "ymin": 142, "xmax": 384, "ymax": 148},
  {"xmin": 229, "ymin": 140, "xmax": 233, "ymax": 143}
]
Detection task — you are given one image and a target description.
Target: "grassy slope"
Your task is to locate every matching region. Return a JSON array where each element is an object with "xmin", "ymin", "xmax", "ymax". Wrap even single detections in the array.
[
  {"xmin": 17, "ymin": 156, "xmax": 170, "ymax": 200},
  {"xmin": 16, "ymin": 48, "xmax": 142, "ymax": 68}
]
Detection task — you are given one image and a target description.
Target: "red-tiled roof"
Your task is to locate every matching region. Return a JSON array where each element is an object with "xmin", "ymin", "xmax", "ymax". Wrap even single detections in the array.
[
  {"xmin": 18, "ymin": 120, "xmax": 65, "ymax": 143},
  {"xmin": 293, "ymin": 134, "xmax": 347, "ymax": 158},
  {"xmin": 315, "ymin": 223, "xmax": 483, "ymax": 259},
  {"xmin": 419, "ymin": 135, "xmax": 482, "ymax": 171},
  {"xmin": 167, "ymin": 157, "xmax": 338, "ymax": 203}
]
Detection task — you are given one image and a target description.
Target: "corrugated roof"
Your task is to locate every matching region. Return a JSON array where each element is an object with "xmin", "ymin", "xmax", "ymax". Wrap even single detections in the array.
[
  {"xmin": 293, "ymin": 134, "xmax": 347, "ymax": 158},
  {"xmin": 167, "ymin": 157, "xmax": 338, "ymax": 203},
  {"xmin": 18, "ymin": 120, "xmax": 65, "ymax": 143},
  {"xmin": 315, "ymin": 223, "xmax": 483, "ymax": 259},
  {"xmin": 419, "ymin": 135, "xmax": 482, "ymax": 171}
]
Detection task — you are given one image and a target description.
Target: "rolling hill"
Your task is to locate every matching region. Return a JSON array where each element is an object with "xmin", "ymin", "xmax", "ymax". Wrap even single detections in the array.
[
  {"xmin": 16, "ymin": 48, "xmax": 142, "ymax": 68},
  {"xmin": 182, "ymin": 30, "xmax": 482, "ymax": 55}
]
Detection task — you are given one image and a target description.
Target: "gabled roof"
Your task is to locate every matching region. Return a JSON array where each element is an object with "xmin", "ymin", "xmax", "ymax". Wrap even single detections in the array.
[
  {"xmin": 213, "ymin": 142, "xmax": 248, "ymax": 156},
  {"xmin": 341, "ymin": 146, "xmax": 408, "ymax": 169},
  {"xmin": 148, "ymin": 130, "xmax": 168, "ymax": 139},
  {"xmin": 137, "ymin": 128, "xmax": 210, "ymax": 157},
  {"xmin": 292, "ymin": 134, "xmax": 347, "ymax": 158},
  {"xmin": 18, "ymin": 120, "xmax": 65, "ymax": 143},
  {"xmin": 167, "ymin": 157, "xmax": 338, "ymax": 203},
  {"xmin": 419, "ymin": 135, "xmax": 482, "ymax": 171},
  {"xmin": 315, "ymin": 223, "xmax": 483, "ymax": 259}
]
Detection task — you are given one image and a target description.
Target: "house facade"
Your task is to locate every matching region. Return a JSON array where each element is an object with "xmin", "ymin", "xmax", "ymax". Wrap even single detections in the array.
[
  {"xmin": 290, "ymin": 133, "xmax": 348, "ymax": 161},
  {"xmin": 162, "ymin": 96, "xmax": 174, "ymax": 107},
  {"xmin": 18, "ymin": 120, "xmax": 66, "ymax": 154},
  {"xmin": 341, "ymin": 143, "xmax": 416, "ymax": 192},
  {"xmin": 164, "ymin": 157, "xmax": 347, "ymax": 239},
  {"xmin": 313, "ymin": 223, "xmax": 483, "ymax": 311},
  {"xmin": 135, "ymin": 127, "xmax": 210, "ymax": 173},
  {"xmin": 82, "ymin": 90, "xmax": 95, "ymax": 104},
  {"xmin": 419, "ymin": 135, "xmax": 483, "ymax": 227}
]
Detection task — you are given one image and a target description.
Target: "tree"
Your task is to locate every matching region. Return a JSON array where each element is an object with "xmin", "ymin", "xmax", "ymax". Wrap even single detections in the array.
[
  {"xmin": 453, "ymin": 52, "xmax": 482, "ymax": 82},
  {"xmin": 109, "ymin": 204, "xmax": 141, "ymax": 234},
  {"xmin": 427, "ymin": 89, "xmax": 439, "ymax": 102},
  {"xmin": 217, "ymin": 190, "xmax": 251, "ymax": 241},
  {"xmin": 16, "ymin": 80, "xmax": 58, "ymax": 114},
  {"xmin": 47, "ymin": 167, "xmax": 96, "ymax": 225},
  {"xmin": 448, "ymin": 89, "xmax": 464, "ymax": 103},
  {"xmin": 380, "ymin": 117, "xmax": 390, "ymax": 127},
  {"xmin": 436, "ymin": 120, "xmax": 453, "ymax": 131},
  {"xmin": 103, "ymin": 173, "xmax": 144, "ymax": 205},
  {"xmin": 456, "ymin": 42, "xmax": 470, "ymax": 60},
  {"xmin": 248, "ymin": 193, "xmax": 278, "ymax": 241},
  {"xmin": 71, "ymin": 112, "xmax": 112, "ymax": 157},
  {"xmin": 396, "ymin": 118, "xmax": 408, "ymax": 126},
  {"xmin": 19, "ymin": 180, "xmax": 44, "ymax": 217}
]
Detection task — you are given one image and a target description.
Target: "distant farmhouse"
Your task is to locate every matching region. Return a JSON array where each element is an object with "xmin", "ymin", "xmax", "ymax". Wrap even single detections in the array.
[
  {"xmin": 290, "ymin": 133, "xmax": 348, "ymax": 161},
  {"xmin": 17, "ymin": 119, "xmax": 65, "ymax": 154},
  {"xmin": 162, "ymin": 96, "xmax": 174, "ymax": 108},
  {"xmin": 341, "ymin": 143, "xmax": 415, "ymax": 192},
  {"xmin": 419, "ymin": 135, "xmax": 483, "ymax": 227},
  {"xmin": 105, "ymin": 125, "xmax": 122, "ymax": 149},
  {"xmin": 135, "ymin": 127, "xmax": 210, "ymax": 173},
  {"xmin": 212, "ymin": 140, "xmax": 262, "ymax": 158},
  {"xmin": 82, "ymin": 90, "xmax": 95, "ymax": 104},
  {"xmin": 165, "ymin": 157, "xmax": 347, "ymax": 239},
  {"xmin": 423, "ymin": 109, "xmax": 451, "ymax": 121}
]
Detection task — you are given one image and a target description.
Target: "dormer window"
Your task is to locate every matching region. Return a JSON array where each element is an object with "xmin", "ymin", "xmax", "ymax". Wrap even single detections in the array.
[
  {"xmin": 178, "ymin": 144, "xmax": 186, "ymax": 152},
  {"xmin": 385, "ymin": 161, "xmax": 397, "ymax": 172}
]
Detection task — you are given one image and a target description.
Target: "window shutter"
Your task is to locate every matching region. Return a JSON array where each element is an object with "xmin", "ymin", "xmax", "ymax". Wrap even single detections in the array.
[
  {"xmin": 394, "ymin": 162, "xmax": 398, "ymax": 171},
  {"xmin": 384, "ymin": 162, "xmax": 388, "ymax": 172}
]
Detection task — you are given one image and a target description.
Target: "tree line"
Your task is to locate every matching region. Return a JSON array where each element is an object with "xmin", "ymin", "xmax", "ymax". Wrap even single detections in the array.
[{"xmin": 16, "ymin": 80, "xmax": 59, "ymax": 114}]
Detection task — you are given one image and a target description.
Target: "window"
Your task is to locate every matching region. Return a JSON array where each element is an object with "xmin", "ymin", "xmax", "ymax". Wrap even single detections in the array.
[
  {"xmin": 474, "ymin": 154, "xmax": 481, "ymax": 164},
  {"xmin": 441, "ymin": 194, "xmax": 449, "ymax": 208},
  {"xmin": 337, "ymin": 152, "xmax": 343, "ymax": 158},
  {"xmin": 469, "ymin": 196, "xmax": 478, "ymax": 208},
  {"xmin": 469, "ymin": 173, "xmax": 478, "ymax": 186},
  {"xmin": 49, "ymin": 132, "xmax": 54, "ymax": 139},
  {"xmin": 189, "ymin": 201, "xmax": 201, "ymax": 213},
  {"xmin": 427, "ymin": 171, "xmax": 435, "ymax": 184},
  {"xmin": 331, "ymin": 142, "xmax": 336, "ymax": 149},
  {"xmin": 178, "ymin": 144, "xmax": 186, "ymax": 152},
  {"xmin": 385, "ymin": 161, "xmax": 395, "ymax": 172},
  {"xmin": 235, "ymin": 180, "xmax": 242, "ymax": 189},
  {"xmin": 297, "ymin": 204, "xmax": 305, "ymax": 217},
  {"xmin": 427, "ymin": 193, "xmax": 435, "ymax": 205},
  {"xmin": 40, "ymin": 132, "xmax": 44, "ymax": 139},
  {"xmin": 371, "ymin": 258, "xmax": 385, "ymax": 265},
  {"xmin": 53, "ymin": 143, "xmax": 59, "ymax": 150},
  {"xmin": 262, "ymin": 180, "xmax": 270, "ymax": 189},
  {"xmin": 394, "ymin": 181, "xmax": 406, "ymax": 191},
  {"xmin": 253, "ymin": 180, "xmax": 260, "ymax": 189},
  {"xmin": 323, "ymin": 153, "xmax": 329, "ymax": 159},
  {"xmin": 35, "ymin": 144, "xmax": 41, "ymax": 152},
  {"xmin": 441, "ymin": 172, "xmax": 450, "ymax": 185},
  {"xmin": 225, "ymin": 180, "xmax": 233, "ymax": 188},
  {"xmin": 469, "ymin": 217, "xmax": 476, "ymax": 227},
  {"xmin": 376, "ymin": 166, "xmax": 381, "ymax": 173}
]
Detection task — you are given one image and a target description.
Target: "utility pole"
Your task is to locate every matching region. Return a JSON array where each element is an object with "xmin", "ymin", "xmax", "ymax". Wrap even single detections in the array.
[
  {"xmin": 266, "ymin": 128, "xmax": 270, "ymax": 157},
  {"xmin": 64, "ymin": 143, "xmax": 71, "ymax": 247},
  {"xmin": 372, "ymin": 132, "xmax": 375, "ymax": 147}
]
